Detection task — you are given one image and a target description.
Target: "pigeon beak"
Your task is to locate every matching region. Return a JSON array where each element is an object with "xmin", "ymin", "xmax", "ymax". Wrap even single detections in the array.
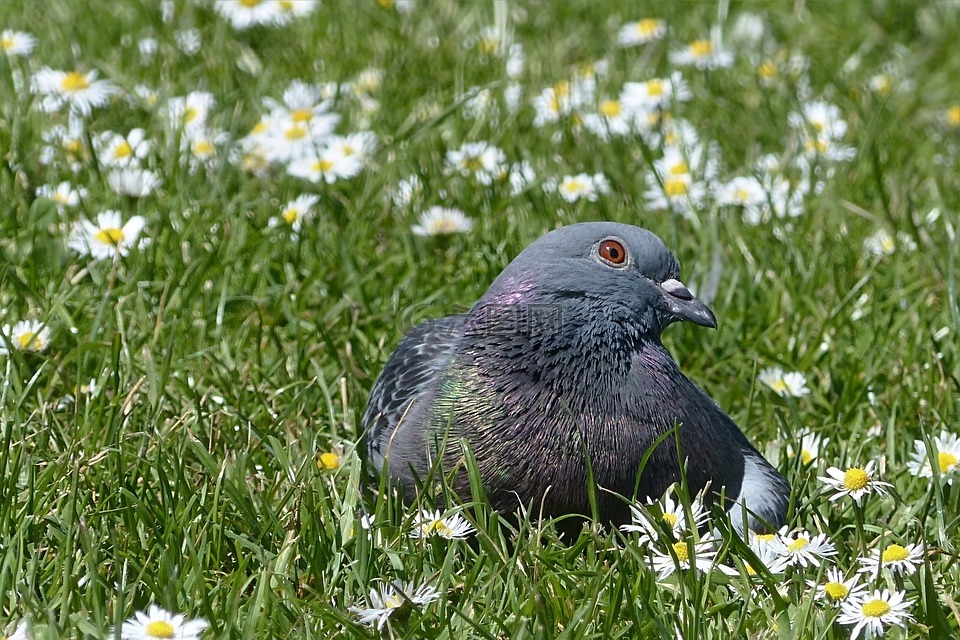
[{"xmin": 660, "ymin": 278, "xmax": 717, "ymax": 329}]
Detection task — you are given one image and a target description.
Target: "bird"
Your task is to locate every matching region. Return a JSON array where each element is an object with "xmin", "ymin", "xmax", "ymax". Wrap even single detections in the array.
[{"xmin": 362, "ymin": 222, "xmax": 790, "ymax": 535}]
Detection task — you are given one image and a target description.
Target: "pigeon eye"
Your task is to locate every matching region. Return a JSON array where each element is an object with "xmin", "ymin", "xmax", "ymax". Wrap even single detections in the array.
[{"xmin": 598, "ymin": 239, "xmax": 627, "ymax": 266}]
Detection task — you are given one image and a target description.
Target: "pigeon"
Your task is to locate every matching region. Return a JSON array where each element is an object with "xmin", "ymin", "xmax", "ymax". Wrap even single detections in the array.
[{"xmin": 362, "ymin": 222, "xmax": 790, "ymax": 534}]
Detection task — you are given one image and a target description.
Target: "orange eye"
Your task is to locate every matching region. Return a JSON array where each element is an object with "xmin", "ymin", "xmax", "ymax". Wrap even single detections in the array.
[{"xmin": 599, "ymin": 239, "xmax": 627, "ymax": 265}]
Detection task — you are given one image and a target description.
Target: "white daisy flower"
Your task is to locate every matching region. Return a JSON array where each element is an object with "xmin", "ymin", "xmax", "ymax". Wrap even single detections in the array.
[
  {"xmin": 553, "ymin": 173, "xmax": 610, "ymax": 203},
  {"xmin": 788, "ymin": 101, "xmax": 848, "ymax": 141},
  {"xmin": 743, "ymin": 529, "xmax": 789, "ymax": 575},
  {"xmin": 411, "ymin": 509, "xmax": 477, "ymax": 540},
  {"xmin": 649, "ymin": 533, "xmax": 735, "ymax": 580},
  {"xmin": 857, "ymin": 542, "xmax": 924, "ymax": 577},
  {"xmin": 445, "ymin": 142, "xmax": 508, "ymax": 185},
  {"xmin": 392, "ymin": 175, "xmax": 423, "ymax": 207},
  {"xmin": 620, "ymin": 485, "xmax": 709, "ymax": 546},
  {"xmin": 40, "ymin": 114, "xmax": 88, "ymax": 170},
  {"xmin": 349, "ymin": 580, "xmax": 441, "ymax": 630},
  {"xmin": 287, "ymin": 148, "xmax": 363, "ymax": 184},
  {"xmin": 616, "ymin": 19, "xmax": 667, "ymax": 47},
  {"xmin": 411, "ymin": 207, "xmax": 473, "ymax": 237},
  {"xmin": 36, "ymin": 182, "xmax": 87, "ymax": 208},
  {"xmin": 275, "ymin": 0, "xmax": 319, "ymax": 20},
  {"xmin": 758, "ymin": 367, "xmax": 811, "ymax": 397},
  {"xmin": 68, "ymin": 210, "xmax": 147, "ymax": 261},
  {"xmin": 165, "ymin": 91, "xmax": 216, "ymax": 135},
  {"xmin": 116, "ymin": 605, "xmax": 207, "ymax": 640},
  {"xmin": 621, "ymin": 72, "xmax": 691, "ymax": 110},
  {"xmin": 818, "ymin": 460, "xmax": 892, "ymax": 505},
  {"xmin": 837, "ymin": 589, "xmax": 913, "ymax": 640},
  {"xmin": 769, "ymin": 529, "xmax": 837, "ymax": 568},
  {"xmin": 0, "ymin": 320, "xmax": 52, "ymax": 355},
  {"xmin": 669, "ymin": 34, "xmax": 734, "ymax": 69},
  {"xmin": 214, "ymin": 0, "xmax": 283, "ymax": 30},
  {"xmin": 717, "ymin": 175, "xmax": 767, "ymax": 209},
  {"xmin": 107, "ymin": 168, "xmax": 162, "ymax": 198},
  {"xmin": 30, "ymin": 68, "xmax": 117, "ymax": 116},
  {"xmin": 806, "ymin": 567, "xmax": 867, "ymax": 607},
  {"xmin": 325, "ymin": 131, "xmax": 377, "ymax": 162},
  {"xmin": 531, "ymin": 78, "xmax": 595, "ymax": 127},
  {"xmin": 174, "ymin": 28, "xmax": 202, "ymax": 55},
  {"xmin": 270, "ymin": 194, "xmax": 320, "ymax": 232},
  {"xmin": 95, "ymin": 129, "xmax": 153, "ymax": 168},
  {"xmin": 863, "ymin": 229, "xmax": 896, "ymax": 256},
  {"xmin": 786, "ymin": 428, "xmax": 827, "ymax": 466},
  {"xmin": 2, "ymin": 30, "xmax": 36, "ymax": 57},
  {"xmin": 907, "ymin": 430, "xmax": 960, "ymax": 483}
]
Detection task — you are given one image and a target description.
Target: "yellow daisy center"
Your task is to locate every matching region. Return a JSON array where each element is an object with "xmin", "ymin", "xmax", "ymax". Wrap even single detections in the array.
[
  {"xmin": 561, "ymin": 180, "xmax": 587, "ymax": 195},
  {"xmin": 759, "ymin": 60, "xmax": 779, "ymax": 79},
  {"xmin": 881, "ymin": 544, "xmax": 909, "ymax": 563},
  {"xmin": 144, "ymin": 620, "xmax": 175, "ymax": 638},
  {"xmin": 735, "ymin": 188, "xmax": 750, "ymax": 202},
  {"xmin": 478, "ymin": 37, "xmax": 498, "ymax": 55},
  {"xmin": 788, "ymin": 538, "xmax": 808, "ymax": 553},
  {"xmin": 939, "ymin": 451, "xmax": 958, "ymax": 473},
  {"xmin": 239, "ymin": 0, "xmax": 263, "ymax": 7},
  {"xmin": 193, "ymin": 140, "xmax": 215, "ymax": 156},
  {"xmin": 599, "ymin": 100, "xmax": 622, "ymax": 118},
  {"xmin": 801, "ymin": 450, "xmax": 813, "ymax": 465},
  {"xmin": 95, "ymin": 228, "xmax": 125, "ymax": 245},
  {"xmin": 647, "ymin": 79, "xmax": 664, "ymax": 97},
  {"xmin": 671, "ymin": 541, "xmax": 689, "ymax": 562},
  {"xmin": 948, "ymin": 105, "xmax": 960, "ymax": 127},
  {"xmin": 290, "ymin": 108, "xmax": 313, "ymax": 123},
  {"xmin": 861, "ymin": 599, "xmax": 891, "ymax": 618},
  {"xmin": 378, "ymin": 0, "xmax": 395, "ymax": 8},
  {"xmin": 53, "ymin": 192, "xmax": 70, "ymax": 204},
  {"xmin": 756, "ymin": 533, "xmax": 776, "ymax": 543},
  {"xmin": 61, "ymin": 71, "xmax": 90, "ymax": 92},
  {"xmin": 317, "ymin": 452, "xmax": 340, "ymax": 470},
  {"xmin": 636, "ymin": 19, "xmax": 661, "ymax": 37},
  {"xmin": 285, "ymin": 125, "xmax": 308, "ymax": 140},
  {"xmin": 843, "ymin": 467, "xmax": 869, "ymax": 490},
  {"xmin": 2, "ymin": 35, "xmax": 15, "ymax": 50},
  {"xmin": 384, "ymin": 594, "xmax": 402, "ymax": 609},
  {"xmin": 251, "ymin": 120, "xmax": 269, "ymax": 135},
  {"xmin": 661, "ymin": 513, "xmax": 678, "ymax": 528},
  {"xmin": 804, "ymin": 138, "xmax": 829, "ymax": 154},
  {"xmin": 554, "ymin": 81, "xmax": 571, "ymax": 97},
  {"xmin": 278, "ymin": 0, "xmax": 293, "ymax": 9},
  {"xmin": 668, "ymin": 161, "xmax": 689, "ymax": 176},
  {"xmin": 824, "ymin": 582, "xmax": 848, "ymax": 601},
  {"xmin": 63, "ymin": 139, "xmax": 83, "ymax": 154},
  {"xmin": 183, "ymin": 107, "xmax": 198, "ymax": 123},
  {"xmin": 314, "ymin": 159, "xmax": 335, "ymax": 172},
  {"xmin": 463, "ymin": 156, "xmax": 484, "ymax": 172},
  {"xmin": 689, "ymin": 40, "xmax": 713, "ymax": 58},
  {"xmin": 663, "ymin": 179, "xmax": 688, "ymax": 197},
  {"xmin": 283, "ymin": 208, "xmax": 300, "ymax": 224},
  {"xmin": 429, "ymin": 219, "xmax": 457, "ymax": 234},
  {"xmin": 114, "ymin": 141, "xmax": 134, "ymax": 159},
  {"xmin": 18, "ymin": 331, "xmax": 43, "ymax": 350},
  {"xmin": 426, "ymin": 520, "xmax": 452, "ymax": 536}
]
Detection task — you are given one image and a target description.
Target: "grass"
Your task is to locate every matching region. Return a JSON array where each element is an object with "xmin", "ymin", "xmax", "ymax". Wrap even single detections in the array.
[{"xmin": 1, "ymin": 0, "xmax": 959, "ymax": 638}]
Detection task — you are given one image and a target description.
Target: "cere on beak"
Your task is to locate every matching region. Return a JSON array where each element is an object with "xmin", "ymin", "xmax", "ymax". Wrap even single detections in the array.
[{"xmin": 660, "ymin": 278, "xmax": 718, "ymax": 329}]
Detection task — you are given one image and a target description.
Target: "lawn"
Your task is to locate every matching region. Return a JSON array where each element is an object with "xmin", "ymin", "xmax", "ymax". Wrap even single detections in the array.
[{"xmin": 1, "ymin": 0, "xmax": 959, "ymax": 638}]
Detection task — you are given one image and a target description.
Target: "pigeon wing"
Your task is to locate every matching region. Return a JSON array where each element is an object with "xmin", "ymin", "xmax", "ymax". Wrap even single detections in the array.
[{"xmin": 362, "ymin": 314, "xmax": 465, "ymax": 471}]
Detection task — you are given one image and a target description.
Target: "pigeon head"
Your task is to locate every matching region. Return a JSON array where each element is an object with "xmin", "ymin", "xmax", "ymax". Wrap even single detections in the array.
[{"xmin": 475, "ymin": 222, "xmax": 716, "ymax": 338}]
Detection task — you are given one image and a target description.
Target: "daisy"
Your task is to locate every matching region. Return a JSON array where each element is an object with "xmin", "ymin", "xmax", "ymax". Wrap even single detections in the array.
[
  {"xmin": 349, "ymin": 579, "xmax": 441, "ymax": 630},
  {"xmin": 175, "ymin": 28, "xmax": 202, "ymax": 55},
  {"xmin": 507, "ymin": 161, "xmax": 537, "ymax": 194},
  {"xmin": 769, "ymin": 529, "xmax": 837, "ymax": 568},
  {"xmin": 649, "ymin": 533, "xmax": 734, "ymax": 580},
  {"xmin": 553, "ymin": 173, "xmax": 610, "ymax": 203},
  {"xmin": 214, "ymin": 0, "xmax": 283, "ymax": 29},
  {"xmin": 1, "ymin": 30, "xmax": 36, "ymax": 57},
  {"xmin": 445, "ymin": 142, "xmax": 508, "ymax": 186},
  {"xmin": 2, "ymin": 619, "xmax": 29, "ymax": 640},
  {"xmin": 818, "ymin": 460, "xmax": 892, "ymax": 505},
  {"xmin": 95, "ymin": 129, "xmax": 153, "ymax": 168},
  {"xmin": 270, "ymin": 194, "xmax": 320, "ymax": 232},
  {"xmin": 617, "ymin": 19, "xmax": 667, "ymax": 47},
  {"xmin": 716, "ymin": 176, "xmax": 767, "ymax": 209},
  {"xmin": 807, "ymin": 567, "xmax": 867, "ymax": 606},
  {"xmin": 788, "ymin": 101, "xmax": 848, "ymax": 141},
  {"xmin": 275, "ymin": 0, "xmax": 319, "ymax": 20},
  {"xmin": 863, "ymin": 229, "xmax": 896, "ymax": 256},
  {"xmin": 30, "ymin": 68, "xmax": 117, "ymax": 116},
  {"xmin": 325, "ymin": 132, "xmax": 378, "ymax": 162},
  {"xmin": 68, "ymin": 211, "xmax": 147, "ymax": 260},
  {"xmin": 287, "ymin": 148, "xmax": 362, "ymax": 184},
  {"xmin": 531, "ymin": 78, "xmax": 595, "ymax": 127},
  {"xmin": 743, "ymin": 529, "xmax": 789, "ymax": 575},
  {"xmin": 758, "ymin": 367, "xmax": 811, "ymax": 397},
  {"xmin": 669, "ymin": 35, "xmax": 734, "ymax": 69},
  {"xmin": 907, "ymin": 430, "xmax": 960, "ymax": 483},
  {"xmin": 40, "ymin": 114, "xmax": 88, "ymax": 170},
  {"xmin": 262, "ymin": 81, "xmax": 340, "ymax": 137},
  {"xmin": 107, "ymin": 168, "xmax": 162, "ymax": 198},
  {"xmin": 36, "ymin": 182, "xmax": 87, "ymax": 208},
  {"xmin": 837, "ymin": 589, "xmax": 913, "ymax": 640},
  {"xmin": 117, "ymin": 605, "xmax": 207, "ymax": 640},
  {"xmin": 165, "ymin": 91, "xmax": 216, "ymax": 136},
  {"xmin": 411, "ymin": 509, "xmax": 477, "ymax": 540},
  {"xmin": 948, "ymin": 104, "xmax": 960, "ymax": 128},
  {"xmin": 858, "ymin": 542, "xmax": 924, "ymax": 577},
  {"xmin": 0, "ymin": 320, "xmax": 51, "ymax": 355},
  {"xmin": 786, "ymin": 428, "xmax": 827, "ymax": 466},
  {"xmin": 183, "ymin": 129, "xmax": 229, "ymax": 173},
  {"xmin": 621, "ymin": 72, "xmax": 691, "ymax": 110},
  {"xmin": 391, "ymin": 175, "xmax": 423, "ymax": 207},
  {"xmin": 411, "ymin": 207, "xmax": 473, "ymax": 237},
  {"xmin": 620, "ymin": 485, "xmax": 709, "ymax": 546},
  {"xmin": 581, "ymin": 98, "xmax": 639, "ymax": 139}
]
